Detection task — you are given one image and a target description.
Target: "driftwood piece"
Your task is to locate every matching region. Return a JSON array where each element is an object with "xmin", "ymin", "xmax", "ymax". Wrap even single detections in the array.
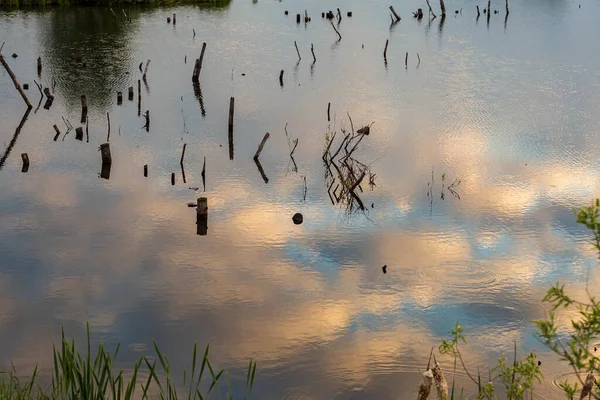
[
  {"xmin": 0, "ymin": 45, "xmax": 32, "ymax": 109},
  {"xmin": 254, "ymin": 132, "xmax": 270, "ymax": 161},
  {"xmin": 389, "ymin": 5, "xmax": 401, "ymax": 21},
  {"xmin": 21, "ymin": 153, "xmax": 29, "ymax": 172}
]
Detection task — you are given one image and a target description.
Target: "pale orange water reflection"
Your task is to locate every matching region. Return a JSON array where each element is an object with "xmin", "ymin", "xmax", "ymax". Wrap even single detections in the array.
[{"xmin": 1, "ymin": 0, "xmax": 600, "ymax": 398}]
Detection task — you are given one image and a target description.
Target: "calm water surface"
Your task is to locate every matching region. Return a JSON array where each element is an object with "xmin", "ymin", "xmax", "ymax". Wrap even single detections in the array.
[{"xmin": 1, "ymin": 0, "xmax": 600, "ymax": 398}]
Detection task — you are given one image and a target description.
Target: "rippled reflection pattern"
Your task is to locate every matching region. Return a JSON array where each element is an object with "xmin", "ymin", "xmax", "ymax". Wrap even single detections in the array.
[{"xmin": 1, "ymin": 0, "xmax": 600, "ymax": 398}]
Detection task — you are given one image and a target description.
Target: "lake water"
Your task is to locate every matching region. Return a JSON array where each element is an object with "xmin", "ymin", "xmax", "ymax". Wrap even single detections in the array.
[{"xmin": 1, "ymin": 0, "xmax": 600, "ymax": 398}]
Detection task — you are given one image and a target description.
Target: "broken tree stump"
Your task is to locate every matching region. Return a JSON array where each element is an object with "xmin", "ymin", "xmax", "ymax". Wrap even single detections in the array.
[
  {"xmin": 75, "ymin": 127, "xmax": 83, "ymax": 141},
  {"xmin": 128, "ymin": 86, "xmax": 134, "ymax": 101},
  {"xmin": 80, "ymin": 95, "xmax": 87, "ymax": 123},
  {"xmin": 117, "ymin": 92, "xmax": 123, "ymax": 105},
  {"xmin": 53, "ymin": 124, "xmax": 61, "ymax": 141},
  {"xmin": 21, "ymin": 153, "xmax": 29, "ymax": 173},
  {"xmin": 100, "ymin": 143, "xmax": 112, "ymax": 165},
  {"xmin": 196, "ymin": 197, "xmax": 208, "ymax": 235},
  {"xmin": 296, "ymin": 13, "xmax": 301, "ymax": 23},
  {"xmin": 254, "ymin": 132, "xmax": 270, "ymax": 161},
  {"xmin": 143, "ymin": 164, "xmax": 148, "ymax": 177},
  {"xmin": 37, "ymin": 57, "xmax": 42, "ymax": 76}
]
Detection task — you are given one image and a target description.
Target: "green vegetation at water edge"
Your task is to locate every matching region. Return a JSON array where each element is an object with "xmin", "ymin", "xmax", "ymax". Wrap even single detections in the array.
[
  {"xmin": 0, "ymin": 323, "xmax": 256, "ymax": 399},
  {"xmin": 0, "ymin": 0, "xmax": 230, "ymax": 7}
]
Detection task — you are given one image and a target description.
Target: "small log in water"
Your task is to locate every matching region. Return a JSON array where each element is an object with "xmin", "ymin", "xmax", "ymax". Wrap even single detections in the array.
[
  {"xmin": 75, "ymin": 127, "xmax": 83, "ymax": 141},
  {"xmin": 0, "ymin": 48, "xmax": 33, "ymax": 109},
  {"xmin": 144, "ymin": 164, "xmax": 148, "ymax": 177},
  {"xmin": 43, "ymin": 87, "xmax": 54, "ymax": 110},
  {"xmin": 80, "ymin": 95, "xmax": 87, "ymax": 123},
  {"xmin": 86, "ymin": 116, "xmax": 89, "ymax": 142},
  {"xmin": 254, "ymin": 132, "xmax": 270, "ymax": 161},
  {"xmin": 21, "ymin": 153, "xmax": 29, "ymax": 173},
  {"xmin": 337, "ymin": 8, "xmax": 342, "ymax": 22},
  {"xmin": 389, "ymin": 5, "xmax": 401, "ymax": 21},
  {"xmin": 279, "ymin": 69, "xmax": 284, "ymax": 86},
  {"xmin": 100, "ymin": 143, "xmax": 112, "ymax": 165},
  {"xmin": 53, "ymin": 124, "xmax": 61, "ymax": 141},
  {"xmin": 228, "ymin": 97, "xmax": 234, "ymax": 160},
  {"xmin": 128, "ymin": 86, "xmax": 134, "ymax": 101},
  {"xmin": 196, "ymin": 197, "xmax": 208, "ymax": 235},
  {"xmin": 192, "ymin": 42, "xmax": 207, "ymax": 82},
  {"xmin": 487, "ymin": 0, "xmax": 491, "ymax": 22}
]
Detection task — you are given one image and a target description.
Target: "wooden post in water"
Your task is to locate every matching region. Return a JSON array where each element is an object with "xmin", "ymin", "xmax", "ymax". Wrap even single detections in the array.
[
  {"xmin": 327, "ymin": 102, "xmax": 331, "ymax": 121},
  {"xmin": 143, "ymin": 164, "xmax": 148, "ymax": 177},
  {"xmin": 144, "ymin": 110, "xmax": 150, "ymax": 132},
  {"xmin": 192, "ymin": 42, "xmax": 207, "ymax": 83},
  {"xmin": 505, "ymin": 0, "xmax": 509, "ymax": 15},
  {"xmin": 487, "ymin": 0, "xmax": 491, "ymax": 23},
  {"xmin": 171, "ymin": 173, "xmax": 175, "ymax": 185},
  {"xmin": 405, "ymin": 52, "xmax": 408, "ymax": 68},
  {"xmin": 228, "ymin": 97, "xmax": 234, "ymax": 160},
  {"xmin": 75, "ymin": 127, "xmax": 83, "ymax": 141},
  {"xmin": 21, "ymin": 153, "xmax": 29, "ymax": 173},
  {"xmin": 180, "ymin": 143, "xmax": 187, "ymax": 166},
  {"xmin": 137, "ymin": 79, "xmax": 141, "ymax": 116},
  {"xmin": 196, "ymin": 197, "xmax": 208, "ymax": 235},
  {"xmin": 476, "ymin": 5, "xmax": 480, "ymax": 17},
  {"xmin": 173, "ymin": 13, "xmax": 176, "ymax": 25},
  {"xmin": 417, "ymin": 8, "xmax": 424, "ymax": 19},
  {"xmin": 389, "ymin": 6, "xmax": 401, "ymax": 21},
  {"xmin": 279, "ymin": 70, "xmax": 284, "ymax": 86},
  {"xmin": 294, "ymin": 41, "xmax": 301, "ymax": 61},
  {"xmin": 383, "ymin": 39, "xmax": 389, "ymax": 62},
  {"xmin": 331, "ymin": 22, "xmax": 342, "ymax": 40},
  {"xmin": 296, "ymin": 13, "xmax": 301, "ymax": 23},
  {"xmin": 117, "ymin": 92, "xmax": 123, "ymax": 105},
  {"xmin": 311, "ymin": 43, "xmax": 316, "ymax": 63},
  {"xmin": 80, "ymin": 95, "xmax": 87, "ymax": 123},
  {"xmin": 439, "ymin": 0, "xmax": 446, "ymax": 16},
  {"xmin": 37, "ymin": 57, "xmax": 42, "ymax": 77},
  {"xmin": 254, "ymin": 132, "xmax": 270, "ymax": 161},
  {"xmin": 100, "ymin": 143, "xmax": 112, "ymax": 165},
  {"xmin": 128, "ymin": 86, "xmax": 134, "ymax": 101}
]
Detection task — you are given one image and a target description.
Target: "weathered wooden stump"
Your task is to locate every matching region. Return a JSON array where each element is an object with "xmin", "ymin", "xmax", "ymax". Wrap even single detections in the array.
[
  {"xmin": 173, "ymin": 13, "xmax": 176, "ymax": 25},
  {"xmin": 23, "ymin": 83, "xmax": 29, "ymax": 90},
  {"xmin": 296, "ymin": 13, "xmax": 301, "ymax": 23},
  {"xmin": 21, "ymin": 153, "xmax": 29, "ymax": 173},
  {"xmin": 75, "ymin": 127, "xmax": 84, "ymax": 141},
  {"xmin": 100, "ymin": 143, "xmax": 112, "ymax": 165},
  {"xmin": 347, "ymin": 11, "xmax": 352, "ymax": 17},
  {"xmin": 143, "ymin": 164, "xmax": 148, "ymax": 177},
  {"xmin": 171, "ymin": 172, "xmax": 175, "ymax": 185},
  {"xmin": 37, "ymin": 57, "xmax": 42, "ymax": 76},
  {"xmin": 117, "ymin": 92, "xmax": 123, "ymax": 105},
  {"xmin": 128, "ymin": 86, "xmax": 134, "ymax": 101},
  {"xmin": 196, "ymin": 197, "xmax": 208, "ymax": 235},
  {"xmin": 192, "ymin": 42, "xmax": 207, "ymax": 83}
]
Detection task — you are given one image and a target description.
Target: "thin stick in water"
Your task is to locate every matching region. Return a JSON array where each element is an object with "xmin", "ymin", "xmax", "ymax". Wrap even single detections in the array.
[
  {"xmin": 0, "ymin": 44, "xmax": 32, "ymax": 109},
  {"xmin": 106, "ymin": 112, "xmax": 111, "ymax": 142},
  {"xmin": 294, "ymin": 41, "xmax": 301, "ymax": 61},
  {"xmin": 180, "ymin": 143, "xmax": 187, "ymax": 165},
  {"xmin": 253, "ymin": 132, "xmax": 270, "ymax": 161},
  {"xmin": 311, "ymin": 43, "xmax": 316, "ymax": 63},
  {"xmin": 331, "ymin": 22, "xmax": 342, "ymax": 40}
]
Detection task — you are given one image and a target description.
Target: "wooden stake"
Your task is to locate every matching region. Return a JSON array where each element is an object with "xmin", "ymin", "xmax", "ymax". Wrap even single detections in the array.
[
  {"xmin": 311, "ymin": 43, "xmax": 316, "ymax": 63},
  {"xmin": 439, "ymin": 0, "xmax": 446, "ymax": 16},
  {"xmin": 173, "ymin": 13, "xmax": 176, "ymax": 25},
  {"xmin": 80, "ymin": 95, "xmax": 87, "ymax": 123},
  {"xmin": 143, "ymin": 59, "xmax": 151, "ymax": 81},
  {"xmin": 86, "ymin": 116, "xmax": 89, "ymax": 143},
  {"xmin": 327, "ymin": 102, "xmax": 331, "ymax": 122},
  {"xmin": 294, "ymin": 41, "xmax": 301, "ymax": 61},
  {"xmin": 75, "ymin": 127, "xmax": 83, "ymax": 141},
  {"xmin": 0, "ymin": 46, "xmax": 32, "ymax": 109},
  {"xmin": 296, "ymin": 13, "xmax": 301, "ymax": 23},
  {"xmin": 337, "ymin": 8, "xmax": 342, "ymax": 22},
  {"xmin": 117, "ymin": 92, "xmax": 123, "ymax": 105},
  {"xmin": 137, "ymin": 79, "xmax": 141, "ymax": 116},
  {"xmin": 254, "ymin": 132, "xmax": 270, "ymax": 161},
  {"xmin": 171, "ymin": 172, "xmax": 175, "ymax": 185},
  {"xmin": 192, "ymin": 42, "xmax": 207, "ymax": 83},
  {"xmin": 228, "ymin": 97, "xmax": 234, "ymax": 160},
  {"xmin": 128, "ymin": 86, "xmax": 134, "ymax": 101},
  {"xmin": 196, "ymin": 197, "xmax": 208, "ymax": 235},
  {"xmin": 331, "ymin": 21, "xmax": 342, "ymax": 40},
  {"xmin": 107, "ymin": 112, "xmax": 111, "ymax": 141},
  {"xmin": 405, "ymin": 52, "xmax": 408, "ymax": 68},
  {"xmin": 389, "ymin": 6, "xmax": 401, "ymax": 21},
  {"xmin": 144, "ymin": 110, "xmax": 150, "ymax": 132},
  {"xmin": 100, "ymin": 143, "xmax": 112, "ymax": 165},
  {"xmin": 201, "ymin": 156, "xmax": 206, "ymax": 191},
  {"xmin": 53, "ymin": 124, "xmax": 61, "ymax": 141},
  {"xmin": 505, "ymin": 0, "xmax": 509, "ymax": 15},
  {"xmin": 37, "ymin": 57, "xmax": 42, "ymax": 76},
  {"xmin": 417, "ymin": 53, "xmax": 421, "ymax": 66},
  {"xmin": 279, "ymin": 69, "xmax": 284, "ymax": 86},
  {"xmin": 383, "ymin": 39, "xmax": 389, "ymax": 61},
  {"xmin": 144, "ymin": 164, "xmax": 148, "ymax": 177},
  {"xmin": 21, "ymin": 153, "xmax": 29, "ymax": 172},
  {"xmin": 476, "ymin": 5, "xmax": 481, "ymax": 17},
  {"xmin": 180, "ymin": 143, "xmax": 187, "ymax": 165}
]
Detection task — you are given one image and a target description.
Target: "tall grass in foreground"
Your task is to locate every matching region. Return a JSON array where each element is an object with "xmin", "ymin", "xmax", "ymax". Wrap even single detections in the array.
[{"xmin": 0, "ymin": 323, "xmax": 256, "ymax": 399}]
